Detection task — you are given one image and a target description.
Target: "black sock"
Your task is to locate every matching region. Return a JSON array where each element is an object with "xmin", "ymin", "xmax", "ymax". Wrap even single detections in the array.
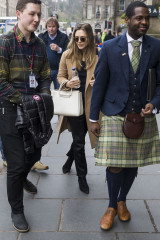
[
  {"xmin": 117, "ymin": 168, "xmax": 138, "ymax": 202},
  {"xmin": 106, "ymin": 168, "xmax": 123, "ymax": 209}
]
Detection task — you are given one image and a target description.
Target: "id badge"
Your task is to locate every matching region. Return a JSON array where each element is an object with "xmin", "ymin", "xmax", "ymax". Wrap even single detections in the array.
[{"xmin": 29, "ymin": 73, "xmax": 36, "ymax": 88}]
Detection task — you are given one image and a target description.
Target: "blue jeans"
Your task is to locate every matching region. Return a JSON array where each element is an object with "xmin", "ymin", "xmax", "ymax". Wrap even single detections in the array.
[
  {"xmin": 0, "ymin": 136, "xmax": 6, "ymax": 161},
  {"xmin": 51, "ymin": 70, "xmax": 60, "ymax": 89}
]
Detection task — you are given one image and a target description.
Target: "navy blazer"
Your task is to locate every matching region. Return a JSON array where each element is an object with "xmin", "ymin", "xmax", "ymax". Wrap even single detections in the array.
[{"xmin": 90, "ymin": 33, "xmax": 160, "ymax": 121}]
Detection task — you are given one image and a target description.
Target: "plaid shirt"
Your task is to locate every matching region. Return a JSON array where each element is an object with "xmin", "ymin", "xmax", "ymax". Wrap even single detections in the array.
[{"xmin": 0, "ymin": 25, "xmax": 51, "ymax": 104}]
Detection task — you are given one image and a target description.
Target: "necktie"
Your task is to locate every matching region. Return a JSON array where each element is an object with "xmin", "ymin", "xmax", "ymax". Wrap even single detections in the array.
[{"xmin": 131, "ymin": 40, "xmax": 141, "ymax": 73}]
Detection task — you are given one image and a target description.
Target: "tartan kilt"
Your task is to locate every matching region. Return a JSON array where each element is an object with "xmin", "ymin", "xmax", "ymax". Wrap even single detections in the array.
[{"xmin": 95, "ymin": 114, "xmax": 160, "ymax": 167}]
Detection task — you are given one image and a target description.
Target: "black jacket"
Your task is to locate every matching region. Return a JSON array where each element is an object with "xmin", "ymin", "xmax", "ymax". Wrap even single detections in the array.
[
  {"xmin": 104, "ymin": 32, "xmax": 115, "ymax": 42},
  {"xmin": 38, "ymin": 30, "xmax": 69, "ymax": 68},
  {"xmin": 15, "ymin": 93, "xmax": 54, "ymax": 154}
]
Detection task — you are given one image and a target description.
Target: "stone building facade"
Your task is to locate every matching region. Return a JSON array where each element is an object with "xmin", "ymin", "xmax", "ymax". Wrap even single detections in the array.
[
  {"xmin": 82, "ymin": 0, "xmax": 132, "ymax": 33},
  {"xmin": 0, "ymin": 0, "xmax": 6, "ymax": 17},
  {"xmin": 8, "ymin": 0, "xmax": 18, "ymax": 16},
  {"xmin": 82, "ymin": 0, "xmax": 160, "ymax": 37}
]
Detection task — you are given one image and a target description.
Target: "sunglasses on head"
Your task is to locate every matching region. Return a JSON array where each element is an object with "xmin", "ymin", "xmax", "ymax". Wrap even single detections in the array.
[{"xmin": 74, "ymin": 36, "xmax": 87, "ymax": 42}]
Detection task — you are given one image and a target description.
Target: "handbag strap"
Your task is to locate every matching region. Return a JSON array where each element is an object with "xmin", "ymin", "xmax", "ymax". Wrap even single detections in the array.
[
  {"xmin": 58, "ymin": 83, "xmax": 73, "ymax": 97},
  {"xmin": 59, "ymin": 82, "xmax": 71, "ymax": 91}
]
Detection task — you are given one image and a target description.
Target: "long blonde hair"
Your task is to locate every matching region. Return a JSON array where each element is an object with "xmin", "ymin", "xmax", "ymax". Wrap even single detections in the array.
[{"xmin": 67, "ymin": 23, "xmax": 96, "ymax": 70}]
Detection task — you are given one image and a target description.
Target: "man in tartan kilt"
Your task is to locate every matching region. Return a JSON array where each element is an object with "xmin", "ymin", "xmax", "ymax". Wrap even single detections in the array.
[{"xmin": 90, "ymin": 1, "xmax": 160, "ymax": 231}]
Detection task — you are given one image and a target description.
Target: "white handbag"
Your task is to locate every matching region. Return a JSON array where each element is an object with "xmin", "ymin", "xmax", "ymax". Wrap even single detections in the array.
[{"xmin": 51, "ymin": 86, "xmax": 84, "ymax": 116}]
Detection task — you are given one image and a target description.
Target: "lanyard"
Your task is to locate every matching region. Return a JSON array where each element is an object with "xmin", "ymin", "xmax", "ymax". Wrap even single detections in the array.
[{"xmin": 14, "ymin": 26, "xmax": 35, "ymax": 73}]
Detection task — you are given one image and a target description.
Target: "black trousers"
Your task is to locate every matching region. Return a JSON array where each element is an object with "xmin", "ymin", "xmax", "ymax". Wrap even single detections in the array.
[
  {"xmin": 68, "ymin": 114, "xmax": 88, "ymax": 177},
  {"xmin": 0, "ymin": 101, "xmax": 41, "ymax": 214}
]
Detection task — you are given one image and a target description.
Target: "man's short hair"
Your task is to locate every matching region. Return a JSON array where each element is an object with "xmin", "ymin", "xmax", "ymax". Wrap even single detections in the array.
[
  {"xmin": 16, "ymin": 0, "xmax": 41, "ymax": 12},
  {"xmin": 45, "ymin": 17, "xmax": 59, "ymax": 29},
  {"xmin": 125, "ymin": 1, "xmax": 148, "ymax": 18}
]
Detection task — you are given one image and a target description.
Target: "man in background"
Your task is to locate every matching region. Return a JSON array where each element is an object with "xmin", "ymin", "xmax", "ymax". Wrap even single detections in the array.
[
  {"xmin": 104, "ymin": 30, "xmax": 115, "ymax": 41},
  {"xmin": 101, "ymin": 28, "xmax": 108, "ymax": 43},
  {"xmin": 39, "ymin": 17, "xmax": 69, "ymax": 89}
]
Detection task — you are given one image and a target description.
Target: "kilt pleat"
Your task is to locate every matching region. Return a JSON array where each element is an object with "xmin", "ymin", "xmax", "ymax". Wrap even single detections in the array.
[{"xmin": 95, "ymin": 114, "xmax": 160, "ymax": 167}]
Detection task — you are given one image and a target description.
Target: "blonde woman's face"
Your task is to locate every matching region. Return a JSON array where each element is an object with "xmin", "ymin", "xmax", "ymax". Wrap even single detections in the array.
[{"xmin": 74, "ymin": 30, "xmax": 88, "ymax": 50}]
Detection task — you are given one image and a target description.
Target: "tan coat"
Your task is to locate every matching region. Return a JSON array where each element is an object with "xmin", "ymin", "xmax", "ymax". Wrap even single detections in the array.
[{"xmin": 57, "ymin": 50, "xmax": 99, "ymax": 149}]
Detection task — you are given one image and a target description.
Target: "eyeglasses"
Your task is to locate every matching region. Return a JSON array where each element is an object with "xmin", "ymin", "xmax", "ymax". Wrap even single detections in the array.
[{"xmin": 74, "ymin": 37, "xmax": 87, "ymax": 42}]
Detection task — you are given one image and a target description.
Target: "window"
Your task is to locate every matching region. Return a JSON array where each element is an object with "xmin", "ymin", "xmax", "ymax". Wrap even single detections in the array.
[
  {"xmin": 119, "ymin": 0, "xmax": 125, "ymax": 11},
  {"xmin": 96, "ymin": 6, "xmax": 101, "ymax": 19},
  {"xmin": 106, "ymin": 5, "xmax": 110, "ymax": 18},
  {"xmin": 106, "ymin": 6, "xmax": 110, "ymax": 18},
  {"xmin": 87, "ymin": 5, "xmax": 92, "ymax": 20}
]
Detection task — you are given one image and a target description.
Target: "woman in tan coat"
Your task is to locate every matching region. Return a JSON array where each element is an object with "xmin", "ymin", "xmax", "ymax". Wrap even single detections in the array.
[{"xmin": 57, "ymin": 23, "xmax": 98, "ymax": 194}]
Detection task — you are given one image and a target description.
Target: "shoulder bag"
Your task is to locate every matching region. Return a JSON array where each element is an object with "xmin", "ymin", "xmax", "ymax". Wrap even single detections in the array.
[{"xmin": 123, "ymin": 113, "xmax": 144, "ymax": 139}]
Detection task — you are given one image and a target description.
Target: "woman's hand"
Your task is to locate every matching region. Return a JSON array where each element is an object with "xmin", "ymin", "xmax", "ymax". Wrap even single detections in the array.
[
  {"xmin": 89, "ymin": 79, "xmax": 95, "ymax": 87},
  {"xmin": 66, "ymin": 78, "xmax": 80, "ymax": 89}
]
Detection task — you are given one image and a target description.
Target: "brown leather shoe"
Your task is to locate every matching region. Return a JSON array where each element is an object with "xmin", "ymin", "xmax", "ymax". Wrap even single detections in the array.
[
  {"xmin": 117, "ymin": 201, "xmax": 131, "ymax": 222},
  {"xmin": 100, "ymin": 207, "xmax": 117, "ymax": 231}
]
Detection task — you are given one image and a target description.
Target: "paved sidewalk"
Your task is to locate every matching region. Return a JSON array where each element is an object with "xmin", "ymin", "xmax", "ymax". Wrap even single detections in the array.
[{"xmin": 0, "ymin": 115, "xmax": 160, "ymax": 240}]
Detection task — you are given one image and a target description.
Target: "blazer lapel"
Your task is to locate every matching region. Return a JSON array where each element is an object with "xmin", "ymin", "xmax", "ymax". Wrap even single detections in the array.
[
  {"xmin": 139, "ymin": 35, "xmax": 152, "ymax": 84},
  {"xmin": 118, "ymin": 34, "xmax": 130, "ymax": 83}
]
